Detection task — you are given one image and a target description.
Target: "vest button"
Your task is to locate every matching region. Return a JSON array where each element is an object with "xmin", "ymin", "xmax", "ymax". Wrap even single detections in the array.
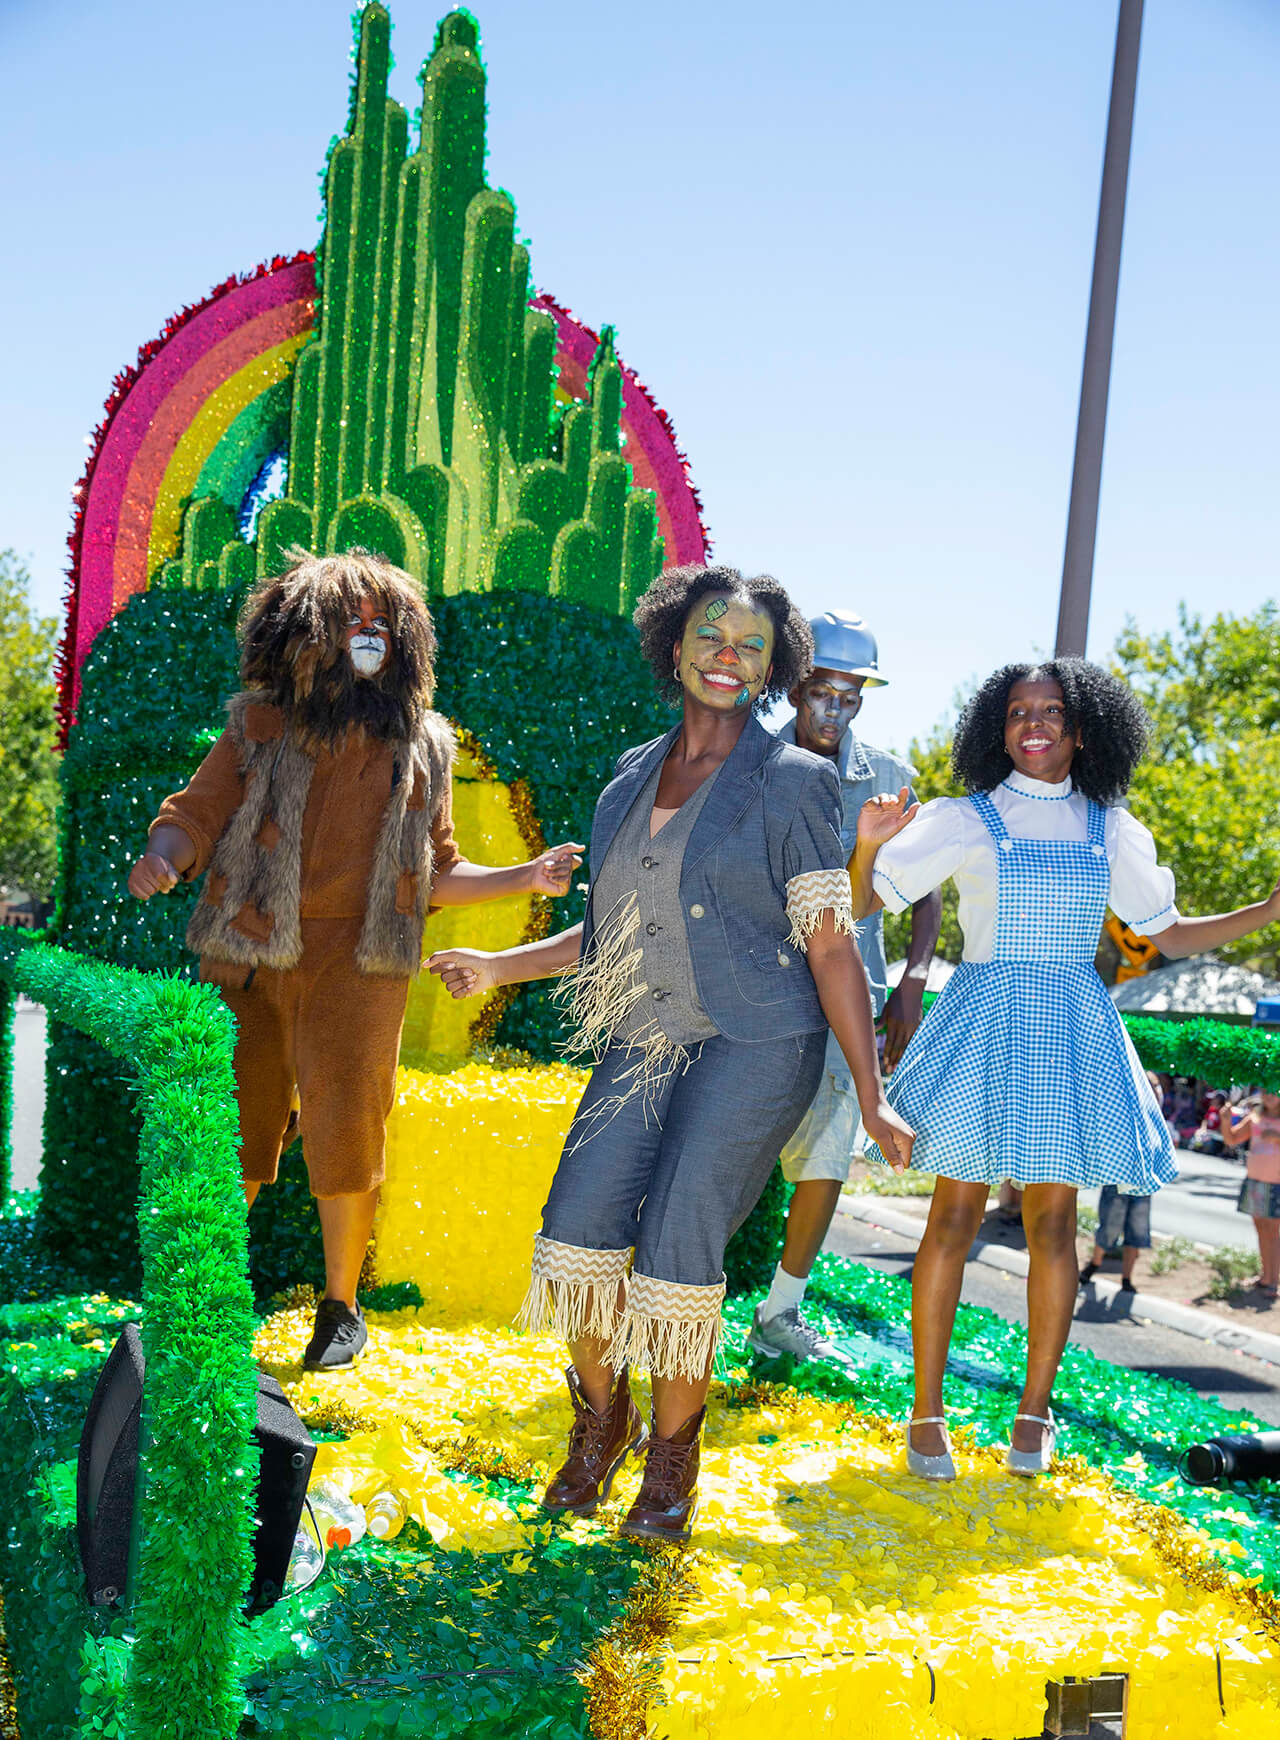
[
  {"xmin": 689, "ymin": 903, "xmax": 705, "ymax": 918},
  {"xmin": 646, "ymin": 923, "xmax": 657, "ymax": 936},
  {"xmin": 652, "ymin": 988, "xmax": 665, "ymax": 1001},
  {"xmin": 642, "ymin": 856, "xmax": 655, "ymax": 869},
  {"xmin": 777, "ymin": 951, "xmax": 791, "ymax": 967}
]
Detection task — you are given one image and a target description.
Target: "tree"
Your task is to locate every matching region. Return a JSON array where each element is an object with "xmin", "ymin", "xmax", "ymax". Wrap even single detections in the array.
[
  {"xmin": 884, "ymin": 604, "xmax": 1280, "ymax": 976},
  {"xmin": 1115, "ymin": 604, "xmax": 1280, "ymax": 976},
  {"xmin": 0, "ymin": 550, "xmax": 59, "ymax": 899}
]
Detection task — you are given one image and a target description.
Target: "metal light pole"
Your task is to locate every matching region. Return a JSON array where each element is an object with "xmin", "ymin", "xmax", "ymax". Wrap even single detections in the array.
[{"xmin": 1055, "ymin": 0, "xmax": 1145, "ymax": 658}]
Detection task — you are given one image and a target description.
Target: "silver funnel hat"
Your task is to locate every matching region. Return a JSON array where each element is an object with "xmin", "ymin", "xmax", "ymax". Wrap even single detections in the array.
[{"xmin": 808, "ymin": 610, "xmax": 887, "ymax": 686}]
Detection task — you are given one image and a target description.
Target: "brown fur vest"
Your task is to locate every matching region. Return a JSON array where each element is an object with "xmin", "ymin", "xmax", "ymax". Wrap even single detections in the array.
[{"xmin": 185, "ymin": 692, "xmax": 455, "ymax": 977}]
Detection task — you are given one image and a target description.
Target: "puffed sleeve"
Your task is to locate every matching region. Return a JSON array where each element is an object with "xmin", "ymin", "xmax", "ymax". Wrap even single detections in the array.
[
  {"xmin": 871, "ymin": 798, "xmax": 966, "ymax": 916},
  {"xmin": 781, "ymin": 759, "xmax": 854, "ymax": 951},
  {"xmin": 1108, "ymin": 809, "xmax": 1179, "ymax": 936}
]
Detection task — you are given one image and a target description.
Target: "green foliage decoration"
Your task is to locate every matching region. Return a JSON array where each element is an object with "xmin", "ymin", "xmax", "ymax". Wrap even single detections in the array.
[
  {"xmin": 0, "ymin": 549, "xmax": 60, "ymax": 898},
  {"xmin": 1121, "ymin": 1013, "xmax": 1280, "ymax": 1091},
  {"xmin": 0, "ymin": 931, "xmax": 258, "ymax": 1740},
  {"xmin": 723, "ymin": 1164, "xmax": 791, "ymax": 1296}
]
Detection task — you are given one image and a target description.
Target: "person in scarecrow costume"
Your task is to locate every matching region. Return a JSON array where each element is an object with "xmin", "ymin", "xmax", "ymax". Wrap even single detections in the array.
[{"xmin": 128, "ymin": 547, "xmax": 581, "ymax": 1369}]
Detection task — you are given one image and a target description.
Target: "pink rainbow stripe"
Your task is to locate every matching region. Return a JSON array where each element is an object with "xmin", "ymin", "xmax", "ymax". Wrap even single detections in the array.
[{"xmin": 76, "ymin": 261, "xmax": 315, "ymax": 678}]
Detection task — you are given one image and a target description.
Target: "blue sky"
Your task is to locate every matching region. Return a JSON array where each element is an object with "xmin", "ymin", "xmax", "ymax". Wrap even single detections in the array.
[{"xmin": 2, "ymin": 0, "xmax": 1277, "ymax": 756}]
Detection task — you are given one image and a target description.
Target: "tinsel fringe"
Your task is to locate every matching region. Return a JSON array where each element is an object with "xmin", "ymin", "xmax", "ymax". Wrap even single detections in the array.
[
  {"xmin": 578, "ymin": 1544, "xmax": 702, "ymax": 1740},
  {"xmin": 516, "ymin": 1266, "xmax": 628, "ymax": 1347}
]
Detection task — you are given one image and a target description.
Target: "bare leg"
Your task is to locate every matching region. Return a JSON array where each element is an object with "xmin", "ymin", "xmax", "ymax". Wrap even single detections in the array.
[
  {"xmin": 1014, "ymin": 1183, "xmax": 1078, "ymax": 1452},
  {"xmin": 909, "ymin": 1178, "xmax": 989, "ymax": 1453},
  {"xmin": 316, "ymin": 1187, "xmax": 381, "ymax": 1309},
  {"xmin": 1254, "ymin": 1216, "xmax": 1280, "ymax": 1290},
  {"xmin": 652, "ymin": 1353, "xmax": 715, "ymax": 1439},
  {"xmin": 779, "ymin": 1179, "xmax": 843, "ymax": 1278},
  {"xmin": 1090, "ymin": 1241, "xmax": 1105, "ymax": 1268},
  {"xmin": 1120, "ymin": 1243, "xmax": 1139, "ymax": 1284}
]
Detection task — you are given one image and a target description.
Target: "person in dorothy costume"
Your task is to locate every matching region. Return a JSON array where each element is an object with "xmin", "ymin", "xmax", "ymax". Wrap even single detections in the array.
[{"xmin": 851, "ymin": 659, "xmax": 1280, "ymax": 1480}]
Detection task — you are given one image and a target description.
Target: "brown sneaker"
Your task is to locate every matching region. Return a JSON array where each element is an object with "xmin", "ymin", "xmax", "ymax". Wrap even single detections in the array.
[
  {"xmin": 542, "ymin": 1365, "xmax": 648, "ymax": 1517},
  {"xmin": 620, "ymin": 1407, "xmax": 705, "ymax": 1542}
]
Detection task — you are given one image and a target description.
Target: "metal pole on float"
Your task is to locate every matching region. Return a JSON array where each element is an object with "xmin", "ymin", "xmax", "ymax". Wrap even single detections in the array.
[{"xmin": 1054, "ymin": 0, "xmax": 1145, "ymax": 658}]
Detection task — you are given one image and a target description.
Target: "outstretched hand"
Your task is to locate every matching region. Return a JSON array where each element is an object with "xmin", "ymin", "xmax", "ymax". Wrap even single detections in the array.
[
  {"xmin": 857, "ymin": 786, "xmax": 919, "ymax": 849},
  {"xmin": 127, "ymin": 852, "xmax": 179, "ymax": 900},
  {"xmin": 864, "ymin": 1099, "xmax": 915, "ymax": 1174},
  {"xmin": 426, "ymin": 948, "xmax": 501, "ymax": 999},
  {"xmin": 528, "ymin": 843, "xmax": 585, "ymax": 898}
]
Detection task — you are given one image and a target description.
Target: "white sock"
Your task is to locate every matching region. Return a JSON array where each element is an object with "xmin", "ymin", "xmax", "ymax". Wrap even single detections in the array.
[{"xmin": 762, "ymin": 1262, "xmax": 808, "ymax": 1321}]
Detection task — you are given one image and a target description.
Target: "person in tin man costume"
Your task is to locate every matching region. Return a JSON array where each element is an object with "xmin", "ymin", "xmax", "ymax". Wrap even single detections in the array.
[{"xmin": 748, "ymin": 610, "xmax": 941, "ymax": 1367}]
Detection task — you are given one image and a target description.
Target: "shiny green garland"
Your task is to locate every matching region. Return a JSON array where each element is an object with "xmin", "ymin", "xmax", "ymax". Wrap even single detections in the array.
[
  {"xmin": 1123, "ymin": 1012, "xmax": 1280, "ymax": 1091},
  {"xmin": 0, "ymin": 933, "xmax": 256, "ymax": 1740}
]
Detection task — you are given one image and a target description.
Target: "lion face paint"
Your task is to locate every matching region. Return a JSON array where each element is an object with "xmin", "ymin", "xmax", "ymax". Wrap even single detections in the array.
[
  {"xmin": 674, "ymin": 594, "xmax": 774, "ymax": 713},
  {"xmin": 345, "ymin": 596, "xmax": 392, "ymax": 678}
]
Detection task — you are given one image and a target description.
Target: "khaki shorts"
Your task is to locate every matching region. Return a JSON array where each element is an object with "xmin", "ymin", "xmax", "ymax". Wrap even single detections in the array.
[{"xmin": 780, "ymin": 1071, "xmax": 866, "ymax": 1184}]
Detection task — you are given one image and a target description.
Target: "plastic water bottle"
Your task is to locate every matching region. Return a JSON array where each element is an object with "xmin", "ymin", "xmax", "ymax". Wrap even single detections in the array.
[
  {"xmin": 283, "ymin": 1518, "xmax": 324, "ymax": 1593},
  {"xmin": 365, "ymin": 1489, "xmax": 407, "ymax": 1542},
  {"xmin": 308, "ymin": 1477, "xmax": 367, "ymax": 1549}
]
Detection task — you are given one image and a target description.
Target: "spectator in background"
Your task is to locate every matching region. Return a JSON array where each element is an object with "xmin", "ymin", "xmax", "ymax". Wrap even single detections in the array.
[
  {"xmin": 1190, "ymin": 1091, "xmax": 1227, "ymax": 1157},
  {"xmin": 1222, "ymin": 1092, "xmax": 1280, "ymax": 1303},
  {"xmin": 1079, "ymin": 1183, "xmax": 1150, "ymax": 1294}
]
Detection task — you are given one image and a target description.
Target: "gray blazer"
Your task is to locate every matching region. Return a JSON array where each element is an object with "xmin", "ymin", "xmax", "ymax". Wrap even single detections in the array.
[{"xmin": 581, "ymin": 714, "xmax": 845, "ymax": 1044}]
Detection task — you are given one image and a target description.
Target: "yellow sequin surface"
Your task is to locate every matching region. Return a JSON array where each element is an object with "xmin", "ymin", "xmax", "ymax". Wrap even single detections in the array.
[
  {"xmin": 375, "ymin": 1059, "xmax": 588, "ymax": 1317},
  {"xmin": 254, "ymin": 1308, "xmax": 1280, "ymax": 1739}
]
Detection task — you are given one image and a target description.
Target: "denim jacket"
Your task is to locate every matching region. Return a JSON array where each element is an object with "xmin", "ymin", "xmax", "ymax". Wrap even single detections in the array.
[{"xmin": 580, "ymin": 714, "xmax": 848, "ymax": 1044}]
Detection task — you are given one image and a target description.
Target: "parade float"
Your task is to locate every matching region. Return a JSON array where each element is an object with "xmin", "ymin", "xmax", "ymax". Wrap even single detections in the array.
[{"xmin": 2, "ymin": 8, "xmax": 1280, "ymax": 1737}]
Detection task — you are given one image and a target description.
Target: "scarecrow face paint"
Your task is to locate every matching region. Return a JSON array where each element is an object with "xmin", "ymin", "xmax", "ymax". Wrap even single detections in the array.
[
  {"xmin": 793, "ymin": 667, "xmax": 864, "ymax": 756},
  {"xmin": 673, "ymin": 594, "xmax": 774, "ymax": 713},
  {"xmin": 345, "ymin": 595, "xmax": 391, "ymax": 678}
]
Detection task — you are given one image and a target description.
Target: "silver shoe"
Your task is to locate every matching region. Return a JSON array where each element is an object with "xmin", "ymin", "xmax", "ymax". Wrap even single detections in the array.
[
  {"xmin": 1006, "ymin": 1410, "xmax": 1056, "ymax": 1476},
  {"xmin": 746, "ymin": 1304, "xmax": 851, "ymax": 1367},
  {"xmin": 905, "ymin": 1416, "xmax": 956, "ymax": 1482}
]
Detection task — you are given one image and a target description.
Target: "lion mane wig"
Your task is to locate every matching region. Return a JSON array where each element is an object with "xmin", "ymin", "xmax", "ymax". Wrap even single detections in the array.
[{"xmin": 237, "ymin": 546, "xmax": 438, "ymax": 746}]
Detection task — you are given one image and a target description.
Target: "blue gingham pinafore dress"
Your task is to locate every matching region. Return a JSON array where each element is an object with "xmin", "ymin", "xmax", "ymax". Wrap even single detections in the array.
[{"xmin": 866, "ymin": 791, "xmax": 1176, "ymax": 1190}]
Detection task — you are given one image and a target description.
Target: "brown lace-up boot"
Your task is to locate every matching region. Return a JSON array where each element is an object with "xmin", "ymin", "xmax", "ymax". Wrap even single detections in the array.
[
  {"xmin": 620, "ymin": 1406, "xmax": 705, "ymax": 1542},
  {"xmin": 542, "ymin": 1365, "xmax": 648, "ymax": 1517}
]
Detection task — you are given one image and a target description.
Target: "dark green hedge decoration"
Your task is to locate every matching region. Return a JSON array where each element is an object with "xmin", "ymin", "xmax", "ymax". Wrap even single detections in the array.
[
  {"xmin": 0, "ymin": 932, "xmax": 258, "ymax": 1740},
  {"xmin": 724, "ymin": 1163, "xmax": 791, "ymax": 1297}
]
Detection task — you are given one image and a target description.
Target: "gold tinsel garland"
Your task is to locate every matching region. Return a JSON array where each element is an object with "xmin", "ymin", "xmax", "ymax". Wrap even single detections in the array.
[{"xmin": 578, "ymin": 1544, "xmax": 704, "ymax": 1740}]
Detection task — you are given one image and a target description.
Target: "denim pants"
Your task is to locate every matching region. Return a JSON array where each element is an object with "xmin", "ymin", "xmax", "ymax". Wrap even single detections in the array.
[{"xmin": 518, "ymin": 1029, "xmax": 826, "ymax": 1379}]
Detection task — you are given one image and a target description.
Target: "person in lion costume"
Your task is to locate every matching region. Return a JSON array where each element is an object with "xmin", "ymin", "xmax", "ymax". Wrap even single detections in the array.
[{"xmin": 128, "ymin": 547, "xmax": 582, "ymax": 1369}]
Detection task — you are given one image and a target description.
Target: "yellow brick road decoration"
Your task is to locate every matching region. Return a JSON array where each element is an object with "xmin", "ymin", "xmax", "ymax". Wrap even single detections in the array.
[{"xmin": 254, "ymin": 1307, "xmax": 1280, "ymax": 1739}]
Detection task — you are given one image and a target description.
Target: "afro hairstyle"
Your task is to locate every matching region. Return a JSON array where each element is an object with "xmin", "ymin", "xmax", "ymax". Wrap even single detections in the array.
[
  {"xmin": 951, "ymin": 657, "xmax": 1150, "ymax": 805},
  {"xmin": 632, "ymin": 563, "xmax": 814, "ymax": 709}
]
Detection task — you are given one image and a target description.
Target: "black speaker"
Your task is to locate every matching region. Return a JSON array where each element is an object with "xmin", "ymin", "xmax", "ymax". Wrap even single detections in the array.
[{"xmin": 77, "ymin": 1323, "xmax": 317, "ymax": 1612}]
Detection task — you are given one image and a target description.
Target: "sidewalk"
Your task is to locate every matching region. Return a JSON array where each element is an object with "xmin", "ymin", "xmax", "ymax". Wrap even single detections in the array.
[{"xmin": 837, "ymin": 1192, "xmax": 1280, "ymax": 1372}]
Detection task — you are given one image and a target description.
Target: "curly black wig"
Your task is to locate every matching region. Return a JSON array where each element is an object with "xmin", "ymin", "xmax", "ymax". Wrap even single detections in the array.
[
  {"xmin": 632, "ymin": 563, "xmax": 814, "ymax": 709},
  {"xmin": 951, "ymin": 658, "xmax": 1150, "ymax": 805}
]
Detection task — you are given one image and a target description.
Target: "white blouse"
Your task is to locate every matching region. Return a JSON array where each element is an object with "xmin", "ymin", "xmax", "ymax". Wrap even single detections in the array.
[{"xmin": 872, "ymin": 769, "xmax": 1179, "ymax": 963}]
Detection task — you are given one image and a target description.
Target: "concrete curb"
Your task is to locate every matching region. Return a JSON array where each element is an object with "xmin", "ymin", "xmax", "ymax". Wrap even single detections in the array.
[{"xmin": 836, "ymin": 1193, "xmax": 1280, "ymax": 1373}]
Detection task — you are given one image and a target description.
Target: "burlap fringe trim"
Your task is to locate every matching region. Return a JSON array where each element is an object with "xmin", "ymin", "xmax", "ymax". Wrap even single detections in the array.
[
  {"xmin": 515, "ymin": 1236, "xmax": 632, "ymax": 1345},
  {"xmin": 784, "ymin": 868, "xmax": 857, "ymax": 955},
  {"xmin": 609, "ymin": 1272, "xmax": 726, "ymax": 1382}
]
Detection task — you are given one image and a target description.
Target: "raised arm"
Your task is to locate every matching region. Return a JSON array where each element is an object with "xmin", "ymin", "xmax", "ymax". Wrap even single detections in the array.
[
  {"xmin": 849, "ymin": 787, "xmax": 919, "ymax": 919},
  {"xmin": 1148, "ymin": 881, "xmax": 1280, "ymax": 960}
]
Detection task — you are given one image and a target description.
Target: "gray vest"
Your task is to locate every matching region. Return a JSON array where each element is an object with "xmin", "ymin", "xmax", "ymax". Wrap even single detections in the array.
[{"xmin": 590, "ymin": 760, "xmax": 721, "ymax": 1047}]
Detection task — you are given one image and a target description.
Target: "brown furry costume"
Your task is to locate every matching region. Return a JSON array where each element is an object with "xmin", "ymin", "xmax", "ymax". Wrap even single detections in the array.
[{"xmin": 152, "ymin": 550, "xmax": 462, "ymax": 1196}]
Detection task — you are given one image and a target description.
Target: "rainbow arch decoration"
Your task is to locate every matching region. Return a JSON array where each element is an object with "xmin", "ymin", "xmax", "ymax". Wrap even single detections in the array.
[{"xmin": 60, "ymin": 260, "xmax": 708, "ymax": 736}]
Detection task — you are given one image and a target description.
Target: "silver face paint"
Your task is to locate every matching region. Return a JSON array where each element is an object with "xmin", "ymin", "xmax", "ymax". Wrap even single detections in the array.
[{"xmin": 349, "ymin": 637, "xmax": 388, "ymax": 676}]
